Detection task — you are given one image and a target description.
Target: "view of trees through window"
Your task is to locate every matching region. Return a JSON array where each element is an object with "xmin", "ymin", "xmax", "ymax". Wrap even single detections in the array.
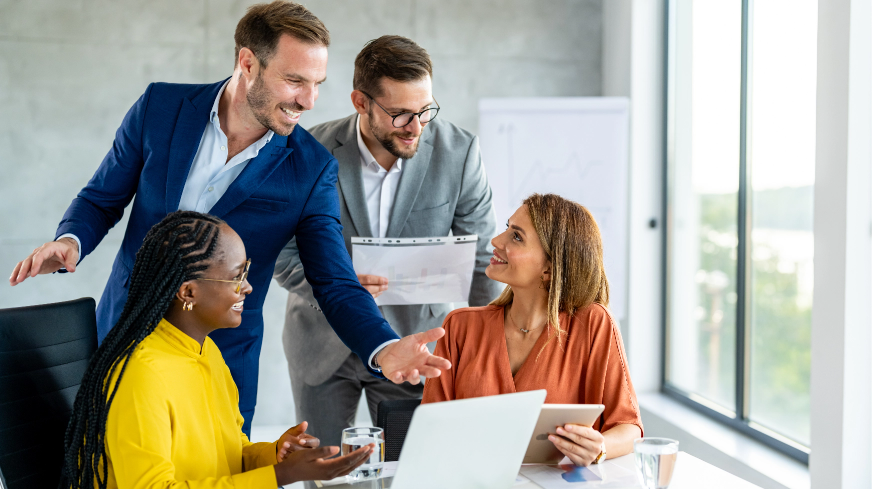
[
  {"xmin": 694, "ymin": 193, "xmax": 738, "ymax": 409},
  {"xmin": 666, "ymin": 0, "xmax": 815, "ymax": 456},
  {"xmin": 746, "ymin": 0, "xmax": 816, "ymax": 447},
  {"xmin": 699, "ymin": 188, "xmax": 813, "ymax": 446}
]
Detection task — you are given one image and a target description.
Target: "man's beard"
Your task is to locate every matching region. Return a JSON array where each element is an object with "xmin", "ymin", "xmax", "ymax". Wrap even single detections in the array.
[
  {"xmin": 246, "ymin": 72, "xmax": 301, "ymax": 137},
  {"xmin": 368, "ymin": 107, "xmax": 420, "ymax": 160}
]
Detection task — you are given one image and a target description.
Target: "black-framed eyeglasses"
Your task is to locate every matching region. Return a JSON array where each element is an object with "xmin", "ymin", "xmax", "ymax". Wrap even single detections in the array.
[
  {"xmin": 198, "ymin": 258, "xmax": 251, "ymax": 293},
  {"xmin": 361, "ymin": 91, "xmax": 440, "ymax": 128}
]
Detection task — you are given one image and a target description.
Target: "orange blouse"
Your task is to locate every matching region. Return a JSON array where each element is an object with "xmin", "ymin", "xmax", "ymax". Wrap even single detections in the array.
[{"xmin": 422, "ymin": 304, "xmax": 643, "ymax": 434}]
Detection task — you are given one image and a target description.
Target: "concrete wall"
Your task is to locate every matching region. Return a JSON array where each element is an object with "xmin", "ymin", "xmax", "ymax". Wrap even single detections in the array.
[{"xmin": 0, "ymin": 0, "xmax": 603, "ymax": 428}]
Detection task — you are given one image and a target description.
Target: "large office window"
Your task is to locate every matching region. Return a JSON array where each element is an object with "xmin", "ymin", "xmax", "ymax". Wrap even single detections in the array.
[{"xmin": 665, "ymin": 0, "xmax": 816, "ymax": 462}]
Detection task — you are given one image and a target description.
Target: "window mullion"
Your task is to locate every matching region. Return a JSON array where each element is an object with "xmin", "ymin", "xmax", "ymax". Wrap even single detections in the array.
[{"xmin": 735, "ymin": 0, "xmax": 752, "ymax": 422}]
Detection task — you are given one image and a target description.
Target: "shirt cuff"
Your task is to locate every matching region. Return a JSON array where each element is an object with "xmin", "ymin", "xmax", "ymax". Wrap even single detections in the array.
[
  {"xmin": 56, "ymin": 233, "xmax": 82, "ymax": 270},
  {"xmin": 368, "ymin": 339, "xmax": 400, "ymax": 371}
]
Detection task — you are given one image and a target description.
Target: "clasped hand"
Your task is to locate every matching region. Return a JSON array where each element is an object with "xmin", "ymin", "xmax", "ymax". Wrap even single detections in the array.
[
  {"xmin": 548, "ymin": 424, "xmax": 605, "ymax": 467},
  {"xmin": 273, "ymin": 421, "xmax": 374, "ymax": 486},
  {"xmin": 276, "ymin": 421, "xmax": 320, "ymax": 461}
]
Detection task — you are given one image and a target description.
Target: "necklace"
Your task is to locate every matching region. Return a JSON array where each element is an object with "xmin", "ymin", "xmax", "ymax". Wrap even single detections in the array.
[{"xmin": 508, "ymin": 307, "xmax": 546, "ymax": 334}]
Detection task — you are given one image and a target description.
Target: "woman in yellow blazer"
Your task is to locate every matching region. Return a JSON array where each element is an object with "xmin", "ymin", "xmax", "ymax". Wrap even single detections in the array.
[{"xmin": 61, "ymin": 211, "xmax": 374, "ymax": 489}]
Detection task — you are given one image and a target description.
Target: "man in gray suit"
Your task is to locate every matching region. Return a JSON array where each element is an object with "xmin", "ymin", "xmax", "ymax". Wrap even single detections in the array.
[{"xmin": 274, "ymin": 35, "xmax": 501, "ymax": 445}]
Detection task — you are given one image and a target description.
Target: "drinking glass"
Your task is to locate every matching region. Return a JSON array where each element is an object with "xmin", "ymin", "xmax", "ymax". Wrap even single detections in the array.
[
  {"xmin": 341, "ymin": 427, "xmax": 385, "ymax": 481},
  {"xmin": 634, "ymin": 438, "xmax": 679, "ymax": 489}
]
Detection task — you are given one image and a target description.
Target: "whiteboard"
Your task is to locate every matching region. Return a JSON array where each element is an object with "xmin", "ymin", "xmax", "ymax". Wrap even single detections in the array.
[{"xmin": 479, "ymin": 97, "xmax": 629, "ymax": 320}]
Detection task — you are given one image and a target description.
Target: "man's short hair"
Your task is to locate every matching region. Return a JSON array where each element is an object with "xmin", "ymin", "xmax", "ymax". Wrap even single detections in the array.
[
  {"xmin": 353, "ymin": 35, "xmax": 433, "ymax": 98},
  {"xmin": 234, "ymin": 1, "xmax": 330, "ymax": 68}
]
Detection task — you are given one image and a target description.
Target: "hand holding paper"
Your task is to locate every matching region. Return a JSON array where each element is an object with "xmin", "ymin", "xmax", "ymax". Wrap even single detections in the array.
[
  {"xmin": 357, "ymin": 274, "xmax": 389, "ymax": 298},
  {"xmin": 352, "ymin": 236, "xmax": 478, "ymax": 305}
]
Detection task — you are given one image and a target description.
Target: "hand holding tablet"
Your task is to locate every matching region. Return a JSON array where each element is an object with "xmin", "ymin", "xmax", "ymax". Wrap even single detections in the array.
[{"xmin": 524, "ymin": 404, "xmax": 605, "ymax": 464}]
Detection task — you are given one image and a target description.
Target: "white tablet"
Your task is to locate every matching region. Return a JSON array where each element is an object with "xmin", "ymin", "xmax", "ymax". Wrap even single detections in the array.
[{"xmin": 523, "ymin": 404, "xmax": 605, "ymax": 464}]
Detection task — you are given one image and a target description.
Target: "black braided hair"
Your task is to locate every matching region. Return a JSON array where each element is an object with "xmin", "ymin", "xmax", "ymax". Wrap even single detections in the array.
[{"xmin": 59, "ymin": 211, "xmax": 226, "ymax": 489}]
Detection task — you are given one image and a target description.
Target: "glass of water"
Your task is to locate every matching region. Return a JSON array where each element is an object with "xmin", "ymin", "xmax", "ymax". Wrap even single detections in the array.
[
  {"xmin": 634, "ymin": 438, "xmax": 679, "ymax": 489},
  {"xmin": 341, "ymin": 427, "xmax": 385, "ymax": 481}
]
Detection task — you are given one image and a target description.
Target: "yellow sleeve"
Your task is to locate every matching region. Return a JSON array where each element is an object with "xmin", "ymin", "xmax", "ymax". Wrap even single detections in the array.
[
  {"xmin": 105, "ymin": 361, "xmax": 278, "ymax": 489},
  {"xmin": 224, "ymin": 363, "xmax": 281, "ymax": 472},
  {"xmin": 239, "ymin": 422, "xmax": 280, "ymax": 471}
]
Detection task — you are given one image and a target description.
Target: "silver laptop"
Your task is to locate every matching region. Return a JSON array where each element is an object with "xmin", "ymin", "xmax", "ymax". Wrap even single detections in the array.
[{"xmin": 388, "ymin": 390, "xmax": 547, "ymax": 489}]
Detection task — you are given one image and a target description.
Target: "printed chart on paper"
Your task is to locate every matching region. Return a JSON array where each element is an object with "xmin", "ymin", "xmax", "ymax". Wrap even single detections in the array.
[{"xmin": 352, "ymin": 236, "xmax": 478, "ymax": 306}]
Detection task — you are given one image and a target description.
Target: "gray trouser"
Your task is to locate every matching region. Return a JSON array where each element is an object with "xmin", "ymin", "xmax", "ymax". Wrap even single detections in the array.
[{"xmin": 290, "ymin": 352, "xmax": 425, "ymax": 447}]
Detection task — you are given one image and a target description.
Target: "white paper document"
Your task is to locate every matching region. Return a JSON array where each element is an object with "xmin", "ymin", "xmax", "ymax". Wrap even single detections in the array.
[
  {"xmin": 352, "ymin": 235, "xmax": 478, "ymax": 306},
  {"xmin": 520, "ymin": 463, "xmax": 640, "ymax": 488}
]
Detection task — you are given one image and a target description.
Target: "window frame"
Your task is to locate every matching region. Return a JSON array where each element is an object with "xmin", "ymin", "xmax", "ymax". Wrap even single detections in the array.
[{"xmin": 661, "ymin": 0, "xmax": 811, "ymax": 465}]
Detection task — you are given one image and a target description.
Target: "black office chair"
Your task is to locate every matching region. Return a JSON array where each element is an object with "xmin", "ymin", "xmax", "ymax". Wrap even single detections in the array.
[
  {"xmin": 0, "ymin": 298, "xmax": 98, "ymax": 489},
  {"xmin": 376, "ymin": 399, "xmax": 422, "ymax": 462}
]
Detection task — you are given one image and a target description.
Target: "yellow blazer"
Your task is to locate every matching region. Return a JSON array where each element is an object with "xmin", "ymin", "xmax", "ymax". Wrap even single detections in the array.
[{"xmin": 102, "ymin": 319, "xmax": 278, "ymax": 488}]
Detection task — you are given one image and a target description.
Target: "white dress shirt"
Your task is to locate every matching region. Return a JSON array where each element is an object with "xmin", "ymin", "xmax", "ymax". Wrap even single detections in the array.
[
  {"xmin": 177, "ymin": 80, "xmax": 274, "ymax": 212},
  {"xmin": 356, "ymin": 114, "xmax": 403, "ymax": 238}
]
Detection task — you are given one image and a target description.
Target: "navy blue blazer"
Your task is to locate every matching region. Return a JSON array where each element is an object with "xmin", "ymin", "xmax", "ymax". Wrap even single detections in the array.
[{"xmin": 55, "ymin": 79, "xmax": 399, "ymax": 380}]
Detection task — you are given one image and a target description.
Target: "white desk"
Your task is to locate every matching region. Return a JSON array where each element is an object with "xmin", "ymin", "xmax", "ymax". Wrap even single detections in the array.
[{"xmin": 313, "ymin": 451, "xmax": 762, "ymax": 488}]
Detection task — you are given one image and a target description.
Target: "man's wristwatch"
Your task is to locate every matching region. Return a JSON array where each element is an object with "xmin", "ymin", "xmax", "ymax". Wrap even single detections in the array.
[{"xmin": 592, "ymin": 442, "xmax": 607, "ymax": 464}]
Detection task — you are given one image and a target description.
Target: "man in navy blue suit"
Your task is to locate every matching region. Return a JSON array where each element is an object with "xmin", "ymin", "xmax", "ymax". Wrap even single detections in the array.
[{"xmin": 8, "ymin": 1, "xmax": 449, "ymax": 436}]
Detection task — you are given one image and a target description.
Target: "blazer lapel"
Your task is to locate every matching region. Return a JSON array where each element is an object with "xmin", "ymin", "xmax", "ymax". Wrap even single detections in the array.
[
  {"xmin": 385, "ymin": 136, "xmax": 433, "ymax": 237},
  {"xmin": 208, "ymin": 135, "xmax": 293, "ymax": 218},
  {"xmin": 165, "ymin": 80, "xmax": 226, "ymax": 214},
  {"xmin": 334, "ymin": 118, "xmax": 371, "ymax": 237}
]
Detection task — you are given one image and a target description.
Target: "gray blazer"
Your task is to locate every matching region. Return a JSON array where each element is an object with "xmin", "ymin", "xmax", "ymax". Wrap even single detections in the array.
[{"xmin": 274, "ymin": 114, "xmax": 502, "ymax": 385}]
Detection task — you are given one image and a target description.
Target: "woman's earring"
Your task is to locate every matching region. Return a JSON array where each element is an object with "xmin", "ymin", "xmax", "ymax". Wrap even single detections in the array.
[{"xmin": 184, "ymin": 301, "xmax": 193, "ymax": 311}]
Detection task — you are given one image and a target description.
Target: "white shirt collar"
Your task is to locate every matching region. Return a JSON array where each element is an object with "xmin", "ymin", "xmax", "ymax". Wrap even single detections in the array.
[
  {"xmin": 211, "ymin": 79, "xmax": 274, "ymax": 146},
  {"xmin": 356, "ymin": 114, "xmax": 402, "ymax": 173}
]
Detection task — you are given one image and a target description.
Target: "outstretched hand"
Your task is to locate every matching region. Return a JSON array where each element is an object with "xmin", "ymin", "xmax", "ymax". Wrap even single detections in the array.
[
  {"xmin": 273, "ymin": 444, "xmax": 374, "ymax": 486},
  {"xmin": 9, "ymin": 237, "xmax": 79, "ymax": 286},
  {"xmin": 376, "ymin": 327, "xmax": 451, "ymax": 384},
  {"xmin": 276, "ymin": 421, "xmax": 320, "ymax": 462}
]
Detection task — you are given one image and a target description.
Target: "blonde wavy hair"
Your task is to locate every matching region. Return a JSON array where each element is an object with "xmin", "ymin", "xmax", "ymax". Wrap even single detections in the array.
[{"xmin": 491, "ymin": 193, "xmax": 610, "ymax": 347}]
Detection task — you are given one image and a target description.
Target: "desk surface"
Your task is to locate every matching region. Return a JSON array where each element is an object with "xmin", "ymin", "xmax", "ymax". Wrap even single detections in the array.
[{"xmin": 312, "ymin": 451, "xmax": 762, "ymax": 489}]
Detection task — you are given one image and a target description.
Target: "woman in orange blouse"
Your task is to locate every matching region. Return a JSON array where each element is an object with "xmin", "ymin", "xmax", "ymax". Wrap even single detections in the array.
[{"xmin": 422, "ymin": 193, "xmax": 643, "ymax": 466}]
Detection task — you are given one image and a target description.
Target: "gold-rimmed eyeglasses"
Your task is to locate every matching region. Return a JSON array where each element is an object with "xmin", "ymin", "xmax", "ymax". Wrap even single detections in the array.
[{"xmin": 198, "ymin": 258, "xmax": 251, "ymax": 293}]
